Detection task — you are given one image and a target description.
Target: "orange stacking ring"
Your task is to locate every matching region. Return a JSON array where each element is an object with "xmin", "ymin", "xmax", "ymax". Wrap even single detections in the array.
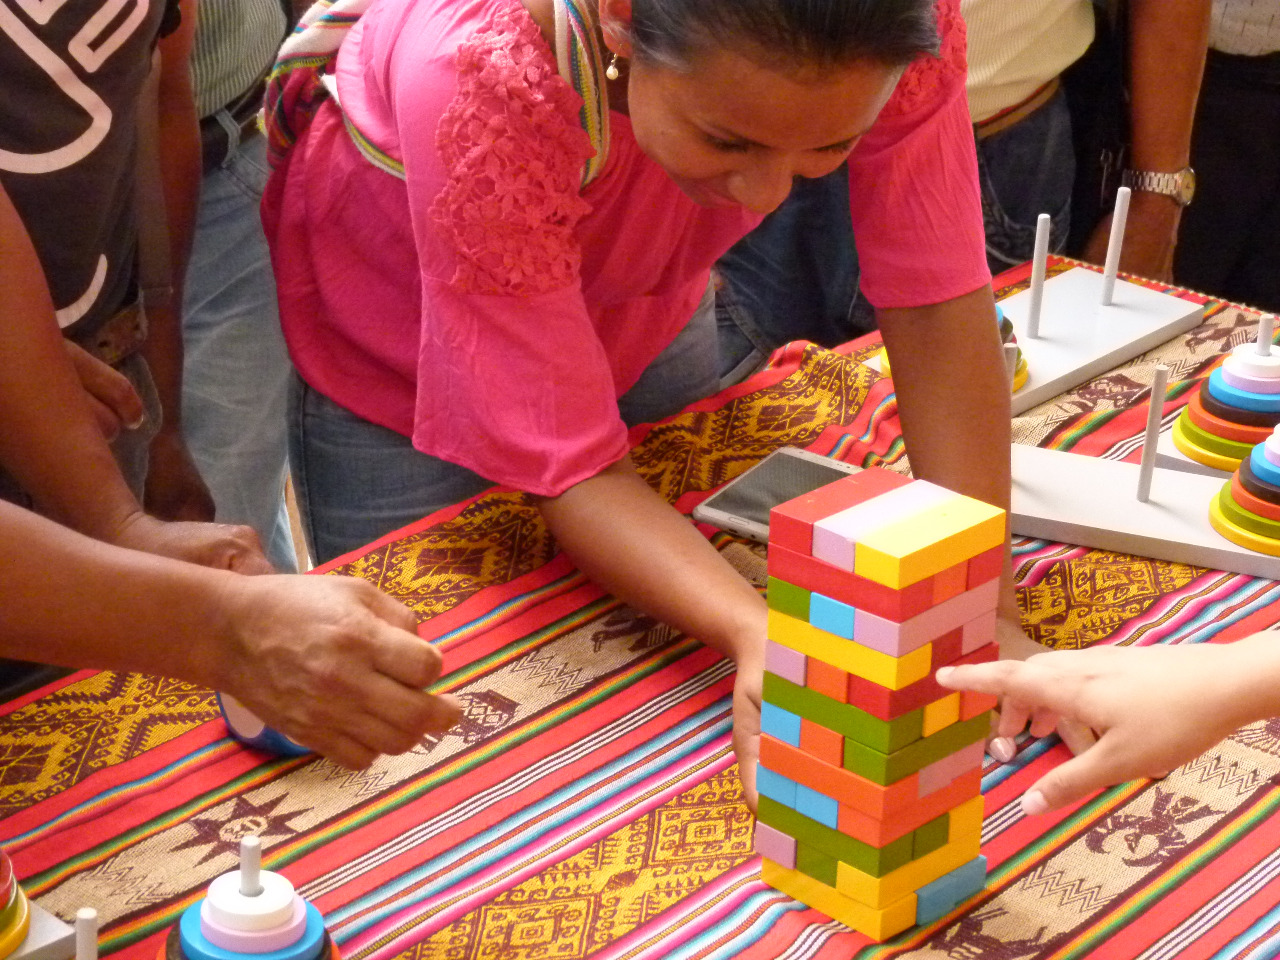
[
  {"xmin": 1232, "ymin": 472, "xmax": 1280, "ymax": 522},
  {"xmin": 1186, "ymin": 393, "xmax": 1276, "ymax": 444}
]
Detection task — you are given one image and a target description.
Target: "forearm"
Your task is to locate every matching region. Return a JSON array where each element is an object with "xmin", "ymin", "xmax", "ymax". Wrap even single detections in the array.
[
  {"xmin": 537, "ymin": 457, "xmax": 767, "ymax": 666},
  {"xmin": 1128, "ymin": 0, "xmax": 1210, "ymax": 175}
]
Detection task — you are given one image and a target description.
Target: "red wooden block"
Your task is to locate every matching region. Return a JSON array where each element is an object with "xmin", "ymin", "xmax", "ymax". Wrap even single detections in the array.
[
  {"xmin": 837, "ymin": 768, "xmax": 983, "ymax": 847},
  {"xmin": 846, "ymin": 641, "xmax": 1000, "ymax": 721},
  {"xmin": 767, "ymin": 542, "xmax": 935, "ymax": 622},
  {"xmin": 967, "ymin": 545, "xmax": 1004, "ymax": 589},
  {"xmin": 959, "ymin": 689, "xmax": 999, "ymax": 721},
  {"xmin": 930, "ymin": 627, "xmax": 964, "ymax": 669},
  {"xmin": 760, "ymin": 734, "xmax": 920, "ymax": 820},
  {"xmin": 931, "ymin": 561, "xmax": 968, "ymax": 605},
  {"xmin": 806, "ymin": 657, "xmax": 848, "ymax": 702},
  {"xmin": 800, "ymin": 717, "xmax": 846, "ymax": 766},
  {"xmin": 770, "ymin": 469, "xmax": 913, "ymax": 555}
]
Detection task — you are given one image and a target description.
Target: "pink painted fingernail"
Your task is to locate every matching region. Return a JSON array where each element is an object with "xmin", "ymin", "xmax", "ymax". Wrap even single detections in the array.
[
  {"xmin": 1021, "ymin": 789, "xmax": 1049, "ymax": 816},
  {"xmin": 989, "ymin": 737, "xmax": 1016, "ymax": 763}
]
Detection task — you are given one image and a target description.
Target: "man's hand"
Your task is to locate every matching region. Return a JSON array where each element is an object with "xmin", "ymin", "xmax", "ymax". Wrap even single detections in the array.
[
  {"xmin": 212, "ymin": 575, "xmax": 464, "ymax": 768},
  {"xmin": 144, "ymin": 426, "xmax": 217, "ymax": 522},
  {"xmin": 63, "ymin": 341, "xmax": 145, "ymax": 441},
  {"xmin": 113, "ymin": 511, "xmax": 274, "ymax": 574}
]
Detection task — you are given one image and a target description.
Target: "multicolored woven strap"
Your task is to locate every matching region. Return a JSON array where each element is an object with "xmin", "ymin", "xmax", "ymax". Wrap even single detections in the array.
[{"xmin": 262, "ymin": 0, "xmax": 610, "ymax": 189}]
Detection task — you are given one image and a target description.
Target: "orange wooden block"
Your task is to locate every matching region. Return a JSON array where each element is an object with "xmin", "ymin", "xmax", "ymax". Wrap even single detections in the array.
[
  {"xmin": 806, "ymin": 657, "xmax": 848, "ymax": 702},
  {"xmin": 966, "ymin": 545, "xmax": 1004, "ymax": 590},
  {"xmin": 760, "ymin": 734, "xmax": 919, "ymax": 820},
  {"xmin": 931, "ymin": 562, "xmax": 968, "ymax": 606},
  {"xmin": 800, "ymin": 718, "xmax": 845, "ymax": 766},
  {"xmin": 959, "ymin": 689, "xmax": 998, "ymax": 721},
  {"xmin": 836, "ymin": 768, "xmax": 982, "ymax": 847}
]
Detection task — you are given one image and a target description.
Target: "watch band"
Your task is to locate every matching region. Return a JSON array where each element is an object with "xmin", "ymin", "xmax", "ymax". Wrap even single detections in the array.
[{"xmin": 1121, "ymin": 167, "xmax": 1196, "ymax": 206}]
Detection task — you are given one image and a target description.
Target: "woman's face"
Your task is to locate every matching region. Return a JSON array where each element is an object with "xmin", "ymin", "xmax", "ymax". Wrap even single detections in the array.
[{"xmin": 625, "ymin": 47, "xmax": 902, "ymax": 215}]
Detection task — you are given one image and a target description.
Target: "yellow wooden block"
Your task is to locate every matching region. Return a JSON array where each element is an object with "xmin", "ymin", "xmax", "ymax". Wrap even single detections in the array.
[
  {"xmin": 921, "ymin": 692, "xmax": 961, "ymax": 737},
  {"xmin": 835, "ymin": 796, "xmax": 984, "ymax": 908},
  {"xmin": 767, "ymin": 610, "xmax": 932, "ymax": 690},
  {"xmin": 762, "ymin": 860, "xmax": 918, "ymax": 942},
  {"xmin": 855, "ymin": 498, "xmax": 1006, "ymax": 589}
]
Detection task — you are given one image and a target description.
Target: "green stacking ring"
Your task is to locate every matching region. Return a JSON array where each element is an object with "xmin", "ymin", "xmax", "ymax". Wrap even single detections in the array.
[
  {"xmin": 1219, "ymin": 484, "xmax": 1280, "ymax": 539},
  {"xmin": 1176, "ymin": 412, "xmax": 1257, "ymax": 459}
]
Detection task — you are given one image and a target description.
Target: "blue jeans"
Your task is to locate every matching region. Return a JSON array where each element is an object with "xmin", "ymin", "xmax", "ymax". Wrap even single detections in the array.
[
  {"xmin": 290, "ymin": 282, "xmax": 720, "ymax": 565},
  {"xmin": 181, "ymin": 130, "xmax": 296, "ymax": 571}
]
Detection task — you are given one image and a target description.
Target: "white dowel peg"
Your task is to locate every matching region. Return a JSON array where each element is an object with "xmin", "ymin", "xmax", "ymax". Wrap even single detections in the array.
[
  {"xmin": 1258, "ymin": 314, "xmax": 1275, "ymax": 356},
  {"xmin": 240, "ymin": 836, "xmax": 263, "ymax": 898},
  {"xmin": 1136, "ymin": 365, "xmax": 1170, "ymax": 503},
  {"xmin": 75, "ymin": 908, "xmax": 98, "ymax": 960},
  {"xmin": 1027, "ymin": 213, "xmax": 1051, "ymax": 338},
  {"xmin": 1101, "ymin": 186, "xmax": 1131, "ymax": 306}
]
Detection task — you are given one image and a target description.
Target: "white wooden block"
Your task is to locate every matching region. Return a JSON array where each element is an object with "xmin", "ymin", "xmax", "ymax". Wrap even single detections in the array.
[
  {"xmin": 15, "ymin": 901, "xmax": 77, "ymax": 960},
  {"xmin": 1011, "ymin": 444, "xmax": 1280, "ymax": 579},
  {"xmin": 999, "ymin": 267, "xmax": 1204, "ymax": 416}
]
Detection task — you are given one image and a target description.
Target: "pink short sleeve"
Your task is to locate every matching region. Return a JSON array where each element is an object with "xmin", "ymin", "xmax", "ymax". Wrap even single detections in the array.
[{"xmin": 848, "ymin": 0, "xmax": 990, "ymax": 309}]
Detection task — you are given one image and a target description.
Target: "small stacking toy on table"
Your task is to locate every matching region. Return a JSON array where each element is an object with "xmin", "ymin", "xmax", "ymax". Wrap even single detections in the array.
[
  {"xmin": 163, "ymin": 837, "xmax": 337, "ymax": 960},
  {"xmin": 1174, "ymin": 314, "xmax": 1280, "ymax": 472},
  {"xmin": 878, "ymin": 305, "xmax": 1026, "ymax": 393},
  {"xmin": 216, "ymin": 696, "xmax": 309, "ymax": 758},
  {"xmin": 1209, "ymin": 421, "xmax": 1280, "ymax": 558},
  {"xmin": 755, "ymin": 468, "xmax": 1002, "ymax": 941},
  {"xmin": 0, "ymin": 847, "xmax": 77, "ymax": 960}
]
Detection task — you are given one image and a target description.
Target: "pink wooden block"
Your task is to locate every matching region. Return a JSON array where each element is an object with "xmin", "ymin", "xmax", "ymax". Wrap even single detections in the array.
[
  {"xmin": 754, "ymin": 821, "xmax": 797, "ymax": 869},
  {"xmin": 201, "ymin": 897, "xmax": 307, "ymax": 953},
  {"xmin": 961, "ymin": 610, "xmax": 998, "ymax": 654},
  {"xmin": 811, "ymin": 481, "xmax": 956, "ymax": 571},
  {"xmin": 917, "ymin": 740, "xmax": 986, "ymax": 797},
  {"xmin": 1223, "ymin": 362, "xmax": 1280, "ymax": 394},
  {"xmin": 852, "ymin": 578, "xmax": 1002, "ymax": 657},
  {"xmin": 765, "ymin": 640, "xmax": 806, "ymax": 686}
]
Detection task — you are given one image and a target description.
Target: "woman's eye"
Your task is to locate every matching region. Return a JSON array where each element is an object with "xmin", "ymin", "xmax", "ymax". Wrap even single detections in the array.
[{"xmin": 707, "ymin": 136, "xmax": 751, "ymax": 153}]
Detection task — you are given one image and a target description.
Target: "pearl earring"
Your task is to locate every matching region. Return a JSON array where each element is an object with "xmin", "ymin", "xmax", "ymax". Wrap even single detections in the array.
[{"xmin": 606, "ymin": 53, "xmax": 621, "ymax": 80}]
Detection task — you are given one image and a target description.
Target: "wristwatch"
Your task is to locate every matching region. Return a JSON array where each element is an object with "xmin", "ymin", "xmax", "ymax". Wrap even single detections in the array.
[{"xmin": 1121, "ymin": 166, "xmax": 1196, "ymax": 206}]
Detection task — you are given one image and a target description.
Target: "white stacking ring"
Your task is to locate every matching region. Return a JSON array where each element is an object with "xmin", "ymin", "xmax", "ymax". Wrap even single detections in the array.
[
  {"xmin": 201, "ymin": 895, "xmax": 307, "ymax": 952},
  {"xmin": 1228, "ymin": 343, "xmax": 1280, "ymax": 379},
  {"xmin": 204, "ymin": 870, "xmax": 296, "ymax": 932}
]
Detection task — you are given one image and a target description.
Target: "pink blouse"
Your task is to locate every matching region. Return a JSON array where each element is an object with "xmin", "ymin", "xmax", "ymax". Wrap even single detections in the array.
[{"xmin": 264, "ymin": 0, "xmax": 987, "ymax": 497}]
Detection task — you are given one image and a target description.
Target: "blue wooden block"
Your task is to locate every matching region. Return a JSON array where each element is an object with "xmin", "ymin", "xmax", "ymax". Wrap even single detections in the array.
[
  {"xmin": 914, "ymin": 855, "xmax": 988, "ymax": 926},
  {"xmin": 1208, "ymin": 368, "xmax": 1280, "ymax": 413},
  {"xmin": 757, "ymin": 765, "xmax": 799, "ymax": 808},
  {"xmin": 795, "ymin": 783, "xmax": 839, "ymax": 829},
  {"xmin": 948, "ymin": 855, "xmax": 988, "ymax": 903},
  {"xmin": 761, "ymin": 701, "xmax": 802, "ymax": 746},
  {"xmin": 809, "ymin": 593, "xmax": 855, "ymax": 639},
  {"xmin": 1251, "ymin": 446, "xmax": 1280, "ymax": 487}
]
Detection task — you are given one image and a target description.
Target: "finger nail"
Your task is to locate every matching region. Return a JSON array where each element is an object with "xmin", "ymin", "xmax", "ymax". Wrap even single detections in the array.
[
  {"xmin": 1021, "ymin": 789, "xmax": 1049, "ymax": 816},
  {"xmin": 989, "ymin": 737, "xmax": 1016, "ymax": 763},
  {"xmin": 935, "ymin": 666, "xmax": 955, "ymax": 685},
  {"xmin": 126, "ymin": 414, "xmax": 145, "ymax": 430}
]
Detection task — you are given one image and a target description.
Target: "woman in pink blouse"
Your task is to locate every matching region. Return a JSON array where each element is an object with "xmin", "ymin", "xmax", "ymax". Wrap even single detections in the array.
[{"xmin": 264, "ymin": 0, "xmax": 1014, "ymax": 804}]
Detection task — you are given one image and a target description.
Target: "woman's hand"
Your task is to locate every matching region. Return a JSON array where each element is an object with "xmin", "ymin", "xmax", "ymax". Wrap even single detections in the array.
[{"xmin": 112, "ymin": 511, "xmax": 274, "ymax": 574}]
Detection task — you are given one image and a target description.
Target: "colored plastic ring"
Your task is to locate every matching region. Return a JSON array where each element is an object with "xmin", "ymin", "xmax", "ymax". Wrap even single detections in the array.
[
  {"xmin": 165, "ymin": 921, "xmax": 334, "ymax": 960},
  {"xmin": 0, "ymin": 887, "xmax": 30, "ymax": 960},
  {"xmin": 1219, "ymin": 485, "xmax": 1280, "ymax": 538},
  {"xmin": 1175, "ymin": 411, "xmax": 1256, "ymax": 459},
  {"xmin": 1250, "ymin": 446, "xmax": 1280, "ymax": 487},
  {"xmin": 204, "ymin": 870, "xmax": 296, "ymax": 932},
  {"xmin": 1207, "ymin": 369, "xmax": 1280, "ymax": 413},
  {"xmin": 1185, "ymin": 393, "xmax": 1275, "ymax": 444},
  {"xmin": 1171, "ymin": 417, "xmax": 1244, "ymax": 472},
  {"xmin": 0, "ymin": 856, "xmax": 13, "ymax": 916},
  {"xmin": 1012, "ymin": 362, "xmax": 1028, "ymax": 393},
  {"xmin": 202, "ymin": 896, "xmax": 307, "ymax": 953},
  {"xmin": 1232, "ymin": 472, "xmax": 1280, "ymax": 522},
  {"xmin": 1200, "ymin": 382, "xmax": 1280, "ymax": 427},
  {"xmin": 0, "ymin": 883, "xmax": 19, "ymax": 935},
  {"xmin": 1239, "ymin": 455, "xmax": 1280, "ymax": 504},
  {"xmin": 1210, "ymin": 496, "xmax": 1280, "ymax": 557},
  {"xmin": 181, "ymin": 900, "xmax": 326, "ymax": 960},
  {"xmin": 1229, "ymin": 342, "xmax": 1280, "ymax": 379},
  {"xmin": 1223, "ymin": 357, "xmax": 1280, "ymax": 393},
  {"xmin": 217, "ymin": 694, "xmax": 309, "ymax": 758}
]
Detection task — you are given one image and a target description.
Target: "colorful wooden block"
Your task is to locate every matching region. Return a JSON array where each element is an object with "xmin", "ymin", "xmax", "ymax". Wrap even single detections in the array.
[
  {"xmin": 838, "ymin": 768, "xmax": 982, "ymax": 848},
  {"xmin": 756, "ymin": 797, "xmax": 918, "ymax": 877},
  {"xmin": 810, "ymin": 592, "xmax": 856, "ymax": 638},
  {"xmin": 761, "ymin": 701, "xmax": 801, "ymax": 746},
  {"xmin": 754, "ymin": 822, "xmax": 796, "ymax": 869},
  {"xmin": 931, "ymin": 560, "xmax": 968, "ymax": 605},
  {"xmin": 760, "ymin": 735, "xmax": 924, "ymax": 822},
  {"xmin": 805, "ymin": 656, "xmax": 848, "ymax": 702},
  {"xmin": 795, "ymin": 842, "xmax": 839, "ymax": 887},
  {"xmin": 765, "ymin": 640, "xmax": 806, "ymax": 686},
  {"xmin": 768, "ymin": 542, "xmax": 938, "ymax": 621},
  {"xmin": 915, "ymin": 855, "xmax": 987, "ymax": 925},
  {"xmin": 845, "ymin": 640, "xmax": 998, "ymax": 722},
  {"xmin": 770, "ymin": 469, "xmax": 911, "ymax": 554},
  {"xmin": 796, "ymin": 782, "xmax": 840, "ymax": 828},
  {"xmin": 757, "ymin": 765, "xmax": 798, "ymax": 807},
  {"xmin": 766, "ymin": 576, "xmax": 811, "ymax": 620},
  {"xmin": 761, "ymin": 860, "xmax": 918, "ymax": 942},
  {"xmin": 843, "ymin": 712, "xmax": 991, "ymax": 785},
  {"xmin": 854, "ymin": 497, "xmax": 1006, "ymax": 589},
  {"xmin": 966, "ymin": 545, "xmax": 1004, "ymax": 589},
  {"xmin": 959, "ymin": 689, "xmax": 998, "ymax": 722},
  {"xmin": 961, "ymin": 611, "xmax": 997, "ymax": 654},
  {"xmin": 769, "ymin": 610, "xmax": 933, "ymax": 689},
  {"xmin": 913, "ymin": 811, "xmax": 951, "ymax": 860},
  {"xmin": 921, "ymin": 693, "xmax": 961, "ymax": 737},
  {"xmin": 835, "ymin": 796, "xmax": 984, "ymax": 909},
  {"xmin": 800, "ymin": 717, "xmax": 846, "ymax": 766},
  {"xmin": 763, "ymin": 672, "xmax": 924, "ymax": 753},
  {"xmin": 917, "ymin": 741, "xmax": 986, "ymax": 797},
  {"xmin": 840, "ymin": 579, "xmax": 1000, "ymax": 658},
  {"xmin": 813, "ymin": 482, "xmax": 959, "ymax": 571}
]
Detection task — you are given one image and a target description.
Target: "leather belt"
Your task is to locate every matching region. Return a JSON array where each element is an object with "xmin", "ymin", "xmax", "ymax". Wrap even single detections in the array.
[
  {"xmin": 200, "ymin": 80, "xmax": 266, "ymax": 174},
  {"xmin": 78, "ymin": 300, "xmax": 148, "ymax": 367},
  {"xmin": 974, "ymin": 76, "xmax": 1061, "ymax": 141}
]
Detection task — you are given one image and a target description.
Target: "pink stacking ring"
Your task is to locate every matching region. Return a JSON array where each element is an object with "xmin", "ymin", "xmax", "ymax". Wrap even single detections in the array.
[
  {"xmin": 1222, "ymin": 360, "xmax": 1280, "ymax": 394},
  {"xmin": 1265, "ymin": 428, "xmax": 1280, "ymax": 468},
  {"xmin": 201, "ymin": 896, "xmax": 307, "ymax": 953}
]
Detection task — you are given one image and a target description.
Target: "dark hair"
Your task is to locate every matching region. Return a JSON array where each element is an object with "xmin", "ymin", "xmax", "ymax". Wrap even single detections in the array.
[{"xmin": 628, "ymin": 0, "xmax": 940, "ymax": 73}]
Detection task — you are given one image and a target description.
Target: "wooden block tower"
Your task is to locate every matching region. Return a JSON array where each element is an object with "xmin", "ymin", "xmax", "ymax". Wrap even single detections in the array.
[{"xmin": 754, "ymin": 468, "xmax": 1004, "ymax": 941}]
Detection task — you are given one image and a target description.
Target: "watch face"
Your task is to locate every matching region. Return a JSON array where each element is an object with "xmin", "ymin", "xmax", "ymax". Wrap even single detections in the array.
[{"xmin": 1179, "ymin": 167, "xmax": 1197, "ymax": 205}]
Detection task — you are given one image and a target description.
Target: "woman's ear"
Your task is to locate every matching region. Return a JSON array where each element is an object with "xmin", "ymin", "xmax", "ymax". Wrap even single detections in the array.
[{"xmin": 598, "ymin": 0, "xmax": 634, "ymax": 57}]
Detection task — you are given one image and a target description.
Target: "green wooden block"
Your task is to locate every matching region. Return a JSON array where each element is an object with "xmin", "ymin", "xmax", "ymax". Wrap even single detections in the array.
[
  {"xmin": 757, "ymin": 796, "xmax": 916, "ymax": 877},
  {"xmin": 762, "ymin": 672, "xmax": 924, "ymax": 752},
  {"xmin": 795, "ymin": 842, "xmax": 839, "ymax": 887},
  {"xmin": 767, "ymin": 576, "xmax": 811, "ymax": 621},
  {"xmin": 843, "ymin": 712, "xmax": 992, "ymax": 785},
  {"xmin": 913, "ymin": 811, "xmax": 950, "ymax": 860}
]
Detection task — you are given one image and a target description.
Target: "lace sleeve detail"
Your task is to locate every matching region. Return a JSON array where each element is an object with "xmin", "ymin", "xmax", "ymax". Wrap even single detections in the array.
[
  {"xmin": 879, "ymin": 0, "xmax": 967, "ymax": 120},
  {"xmin": 428, "ymin": 2, "xmax": 595, "ymax": 296}
]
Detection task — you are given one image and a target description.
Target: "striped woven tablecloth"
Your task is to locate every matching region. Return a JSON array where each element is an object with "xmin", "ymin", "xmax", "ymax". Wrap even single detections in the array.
[{"xmin": 5, "ymin": 259, "xmax": 1280, "ymax": 960}]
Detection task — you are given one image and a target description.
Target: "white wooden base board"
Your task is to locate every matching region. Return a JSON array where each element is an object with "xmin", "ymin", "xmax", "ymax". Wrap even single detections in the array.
[
  {"xmin": 1010, "ymin": 444, "xmax": 1280, "ymax": 580},
  {"xmin": 999, "ymin": 267, "xmax": 1205, "ymax": 416},
  {"xmin": 15, "ymin": 901, "xmax": 75, "ymax": 960}
]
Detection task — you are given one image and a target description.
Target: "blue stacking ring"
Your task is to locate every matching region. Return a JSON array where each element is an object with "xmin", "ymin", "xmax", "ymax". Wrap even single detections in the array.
[
  {"xmin": 1207, "ymin": 368, "xmax": 1280, "ymax": 413},
  {"xmin": 1250, "ymin": 445, "xmax": 1280, "ymax": 487},
  {"xmin": 216, "ymin": 694, "xmax": 310, "ymax": 758},
  {"xmin": 179, "ymin": 899, "xmax": 326, "ymax": 960}
]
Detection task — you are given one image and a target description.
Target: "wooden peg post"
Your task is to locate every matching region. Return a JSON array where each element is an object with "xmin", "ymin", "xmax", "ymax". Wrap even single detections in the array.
[
  {"xmin": 1026, "ymin": 213, "xmax": 1050, "ymax": 338},
  {"xmin": 1137, "ymin": 365, "xmax": 1170, "ymax": 503},
  {"xmin": 240, "ymin": 836, "xmax": 263, "ymax": 898},
  {"xmin": 1101, "ymin": 186, "xmax": 1131, "ymax": 306},
  {"xmin": 75, "ymin": 908, "xmax": 97, "ymax": 960}
]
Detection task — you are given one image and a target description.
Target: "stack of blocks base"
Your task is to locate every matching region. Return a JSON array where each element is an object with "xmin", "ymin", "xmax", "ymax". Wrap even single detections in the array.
[{"xmin": 755, "ymin": 468, "xmax": 1002, "ymax": 941}]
